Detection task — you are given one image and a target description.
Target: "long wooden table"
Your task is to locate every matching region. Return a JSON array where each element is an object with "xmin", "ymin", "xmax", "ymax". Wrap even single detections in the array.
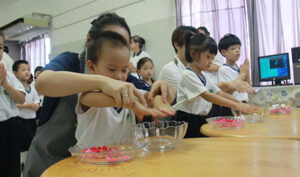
[
  {"xmin": 201, "ymin": 108, "xmax": 300, "ymax": 140},
  {"xmin": 41, "ymin": 138, "xmax": 300, "ymax": 177}
]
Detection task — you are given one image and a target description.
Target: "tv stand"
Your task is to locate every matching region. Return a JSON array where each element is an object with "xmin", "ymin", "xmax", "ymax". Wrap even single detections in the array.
[{"xmin": 273, "ymin": 79, "xmax": 282, "ymax": 86}]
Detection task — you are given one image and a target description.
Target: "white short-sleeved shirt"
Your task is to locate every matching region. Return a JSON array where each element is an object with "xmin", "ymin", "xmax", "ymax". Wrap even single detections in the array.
[
  {"xmin": 75, "ymin": 89, "xmax": 147, "ymax": 146},
  {"xmin": 218, "ymin": 64, "xmax": 249, "ymax": 101},
  {"xmin": 19, "ymin": 85, "xmax": 40, "ymax": 119},
  {"xmin": 130, "ymin": 50, "xmax": 150, "ymax": 68},
  {"xmin": 173, "ymin": 69, "xmax": 221, "ymax": 115},
  {"xmin": 159, "ymin": 56, "xmax": 186, "ymax": 92},
  {"xmin": 0, "ymin": 71, "xmax": 25, "ymax": 122},
  {"xmin": 75, "ymin": 102, "xmax": 136, "ymax": 146},
  {"xmin": 203, "ymin": 52, "xmax": 224, "ymax": 86}
]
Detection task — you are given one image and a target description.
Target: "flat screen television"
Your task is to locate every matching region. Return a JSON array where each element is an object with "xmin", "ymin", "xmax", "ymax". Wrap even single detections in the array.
[{"xmin": 258, "ymin": 53, "xmax": 290, "ymax": 85}]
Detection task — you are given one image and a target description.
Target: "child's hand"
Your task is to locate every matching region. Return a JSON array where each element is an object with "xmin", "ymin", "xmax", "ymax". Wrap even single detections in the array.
[
  {"xmin": 0, "ymin": 64, "xmax": 8, "ymax": 86},
  {"xmin": 29, "ymin": 103, "xmax": 40, "ymax": 111},
  {"xmin": 131, "ymin": 101, "xmax": 167, "ymax": 122},
  {"xmin": 231, "ymin": 79, "xmax": 256, "ymax": 94},
  {"xmin": 236, "ymin": 103, "xmax": 260, "ymax": 114},
  {"xmin": 153, "ymin": 95, "xmax": 176, "ymax": 116}
]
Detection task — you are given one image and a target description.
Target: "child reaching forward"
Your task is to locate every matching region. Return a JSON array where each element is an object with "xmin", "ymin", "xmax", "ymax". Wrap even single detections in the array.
[
  {"xmin": 136, "ymin": 57, "xmax": 155, "ymax": 91},
  {"xmin": 75, "ymin": 32, "xmax": 175, "ymax": 146},
  {"xmin": 174, "ymin": 33, "xmax": 258, "ymax": 138}
]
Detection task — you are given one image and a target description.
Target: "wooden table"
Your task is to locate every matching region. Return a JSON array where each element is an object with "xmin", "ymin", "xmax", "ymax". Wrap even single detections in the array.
[
  {"xmin": 41, "ymin": 138, "xmax": 300, "ymax": 177},
  {"xmin": 201, "ymin": 108, "xmax": 300, "ymax": 140}
]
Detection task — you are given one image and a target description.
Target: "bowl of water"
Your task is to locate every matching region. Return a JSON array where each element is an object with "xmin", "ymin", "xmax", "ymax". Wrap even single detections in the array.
[{"xmin": 132, "ymin": 121, "xmax": 188, "ymax": 152}]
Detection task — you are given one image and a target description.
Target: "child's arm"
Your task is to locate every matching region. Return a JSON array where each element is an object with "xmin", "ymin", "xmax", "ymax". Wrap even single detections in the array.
[
  {"xmin": 0, "ymin": 64, "xmax": 25, "ymax": 103},
  {"xmin": 80, "ymin": 91, "xmax": 168, "ymax": 121},
  {"xmin": 216, "ymin": 91, "xmax": 241, "ymax": 103},
  {"xmin": 16, "ymin": 103, "xmax": 40, "ymax": 111},
  {"xmin": 201, "ymin": 91, "xmax": 259, "ymax": 114}
]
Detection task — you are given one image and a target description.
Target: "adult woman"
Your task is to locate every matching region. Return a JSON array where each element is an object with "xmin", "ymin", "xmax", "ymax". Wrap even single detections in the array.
[{"xmin": 23, "ymin": 13, "xmax": 174, "ymax": 177}]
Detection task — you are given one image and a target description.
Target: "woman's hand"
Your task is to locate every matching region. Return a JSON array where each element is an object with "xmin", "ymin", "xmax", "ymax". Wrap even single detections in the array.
[
  {"xmin": 147, "ymin": 81, "xmax": 175, "ymax": 104},
  {"xmin": 100, "ymin": 78, "xmax": 147, "ymax": 108}
]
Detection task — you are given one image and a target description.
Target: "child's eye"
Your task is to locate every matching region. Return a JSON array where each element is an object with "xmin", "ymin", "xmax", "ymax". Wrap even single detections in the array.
[
  {"xmin": 108, "ymin": 68, "xmax": 115, "ymax": 72},
  {"xmin": 122, "ymin": 69, "xmax": 128, "ymax": 73}
]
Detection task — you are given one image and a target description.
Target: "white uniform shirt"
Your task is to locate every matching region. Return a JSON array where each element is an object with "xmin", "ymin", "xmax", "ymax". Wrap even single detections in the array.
[
  {"xmin": 130, "ymin": 50, "xmax": 150, "ymax": 78},
  {"xmin": 0, "ymin": 71, "xmax": 25, "ymax": 122},
  {"xmin": 218, "ymin": 64, "xmax": 249, "ymax": 101},
  {"xmin": 19, "ymin": 85, "xmax": 40, "ymax": 119},
  {"xmin": 0, "ymin": 52, "xmax": 14, "ymax": 72},
  {"xmin": 203, "ymin": 52, "xmax": 224, "ymax": 86},
  {"xmin": 173, "ymin": 69, "xmax": 221, "ymax": 115},
  {"xmin": 159, "ymin": 56, "xmax": 186, "ymax": 92}
]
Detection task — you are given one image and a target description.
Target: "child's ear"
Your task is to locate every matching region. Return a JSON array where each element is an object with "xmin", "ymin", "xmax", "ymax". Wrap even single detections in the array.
[
  {"xmin": 220, "ymin": 49, "xmax": 227, "ymax": 57},
  {"xmin": 86, "ymin": 60, "xmax": 96, "ymax": 74},
  {"xmin": 190, "ymin": 49, "xmax": 198, "ymax": 60},
  {"xmin": 174, "ymin": 42, "xmax": 180, "ymax": 51}
]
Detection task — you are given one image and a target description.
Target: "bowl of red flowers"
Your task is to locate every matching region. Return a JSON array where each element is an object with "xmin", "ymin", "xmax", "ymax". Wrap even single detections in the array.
[{"xmin": 206, "ymin": 116, "xmax": 245, "ymax": 129}]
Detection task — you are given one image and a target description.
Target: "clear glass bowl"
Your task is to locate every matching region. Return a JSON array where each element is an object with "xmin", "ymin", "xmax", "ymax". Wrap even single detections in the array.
[
  {"xmin": 69, "ymin": 141, "xmax": 141, "ymax": 165},
  {"xmin": 206, "ymin": 116, "xmax": 245, "ymax": 129},
  {"xmin": 132, "ymin": 121, "xmax": 188, "ymax": 152}
]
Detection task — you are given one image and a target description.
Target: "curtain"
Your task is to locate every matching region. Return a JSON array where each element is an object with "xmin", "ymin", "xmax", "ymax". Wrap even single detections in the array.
[
  {"xmin": 247, "ymin": 0, "xmax": 300, "ymax": 85},
  {"xmin": 20, "ymin": 36, "xmax": 47, "ymax": 74},
  {"xmin": 176, "ymin": 0, "xmax": 249, "ymax": 67}
]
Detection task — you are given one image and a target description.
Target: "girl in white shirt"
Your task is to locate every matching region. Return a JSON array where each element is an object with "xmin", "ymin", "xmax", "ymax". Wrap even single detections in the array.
[
  {"xmin": 76, "ymin": 32, "xmax": 175, "ymax": 146},
  {"xmin": 129, "ymin": 35, "xmax": 150, "ymax": 78},
  {"xmin": 174, "ymin": 33, "xmax": 258, "ymax": 138}
]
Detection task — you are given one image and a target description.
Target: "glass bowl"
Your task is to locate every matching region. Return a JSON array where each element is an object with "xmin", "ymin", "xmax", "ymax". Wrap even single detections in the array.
[
  {"xmin": 206, "ymin": 116, "xmax": 245, "ymax": 129},
  {"xmin": 132, "ymin": 121, "xmax": 188, "ymax": 152},
  {"xmin": 69, "ymin": 141, "xmax": 141, "ymax": 165},
  {"xmin": 269, "ymin": 104, "xmax": 292, "ymax": 115}
]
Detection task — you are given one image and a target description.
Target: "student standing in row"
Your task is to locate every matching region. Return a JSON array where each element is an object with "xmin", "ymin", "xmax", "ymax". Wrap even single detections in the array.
[
  {"xmin": 0, "ymin": 30, "xmax": 26, "ymax": 177},
  {"xmin": 174, "ymin": 33, "xmax": 258, "ymax": 138},
  {"xmin": 218, "ymin": 34, "xmax": 251, "ymax": 102}
]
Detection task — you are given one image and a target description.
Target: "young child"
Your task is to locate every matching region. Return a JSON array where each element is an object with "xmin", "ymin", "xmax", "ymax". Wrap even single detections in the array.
[
  {"xmin": 13, "ymin": 60, "xmax": 40, "ymax": 168},
  {"xmin": 137, "ymin": 57, "xmax": 155, "ymax": 91},
  {"xmin": 218, "ymin": 34, "xmax": 251, "ymax": 102},
  {"xmin": 75, "ymin": 31, "xmax": 175, "ymax": 146},
  {"xmin": 0, "ymin": 31, "xmax": 26, "ymax": 177},
  {"xmin": 129, "ymin": 35, "xmax": 150, "ymax": 78},
  {"xmin": 174, "ymin": 33, "xmax": 258, "ymax": 138}
]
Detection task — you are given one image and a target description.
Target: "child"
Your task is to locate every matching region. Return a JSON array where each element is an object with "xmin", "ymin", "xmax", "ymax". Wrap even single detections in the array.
[
  {"xmin": 75, "ymin": 31, "xmax": 175, "ymax": 146},
  {"xmin": 0, "ymin": 31, "xmax": 26, "ymax": 177},
  {"xmin": 174, "ymin": 33, "xmax": 258, "ymax": 138},
  {"xmin": 13, "ymin": 60, "xmax": 40, "ymax": 168},
  {"xmin": 129, "ymin": 35, "xmax": 150, "ymax": 78},
  {"xmin": 218, "ymin": 34, "xmax": 251, "ymax": 102},
  {"xmin": 137, "ymin": 57, "xmax": 155, "ymax": 91}
]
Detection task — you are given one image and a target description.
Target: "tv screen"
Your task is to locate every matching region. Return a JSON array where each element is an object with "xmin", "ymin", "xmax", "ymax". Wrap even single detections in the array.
[{"xmin": 258, "ymin": 53, "xmax": 290, "ymax": 81}]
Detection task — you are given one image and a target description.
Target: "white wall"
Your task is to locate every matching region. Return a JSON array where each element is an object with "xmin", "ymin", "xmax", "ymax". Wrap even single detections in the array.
[{"xmin": 0, "ymin": 0, "xmax": 176, "ymax": 77}]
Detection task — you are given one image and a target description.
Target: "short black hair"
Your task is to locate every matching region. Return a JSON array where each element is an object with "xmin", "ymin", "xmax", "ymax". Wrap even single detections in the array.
[
  {"xmin": 34, "ymin": 66, "xmax": 43, "ymax": 74},
  {"xmin": 171, "ymin": 26, "xmax": 198, "ymax": 53},
  {"xmin": 88, "ymin": 13, "xmax": 131, "ymax": 42},
  {"xmin": 218, "ymin": 34, "xmax": 241, "ymax": 52},
  {"xmin": 131, "ymin": 35, "xmax": 145, "ymax": 49},
  {"xmin": 12, "ymin": 60, "xmax": 29, "ymax": 72},
  {"xmin": 185, "ymin": 33, "xmax": 218, "ymax": 63},
  {"xmin": 86, "ymin": 31, "xmax": 129, "ymax": 64},
  {"xmin": 197, "ymin": 26, "xmax": 210, "ymax": 35},
  {"xmin": 137, "ymin": 57, "xmax": 154, "ymax": 70}
]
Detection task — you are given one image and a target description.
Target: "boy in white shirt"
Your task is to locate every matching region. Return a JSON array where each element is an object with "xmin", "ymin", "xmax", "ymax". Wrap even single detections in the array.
[
  {"xmin": 0, "ymin": 31, "xmax": 26, "ymax": 177},
  {"xmin": 218, "ymin": 34, "xmax": 251, "ymax": 102},
  {"xmin": 13, "ymin": 60, "xmax": 40, "ymax": 168}
]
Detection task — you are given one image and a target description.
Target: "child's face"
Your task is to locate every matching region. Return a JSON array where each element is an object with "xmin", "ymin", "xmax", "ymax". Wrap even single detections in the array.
[
  {"xmin": 194, "ymin": 50, "xmax": 215, "ymax": 70},
  {"xmin": 88, "ymin": 44, "xmax": 130, "ymax": 82},
  {"xmin": 138, "ymin": 61, "xmax": 154, "ymax": 80},
  {"xmin": 0, "ymin": 36, "xmax": 3, "ymax": 61},
  {"xmin": 15, "ymin": 64, "xmax": 31, "ymax": 82},
  {"xmin": 221, "ymin": 44, "xmax": 241, "ymax": 63},
  {"xmin": 130, "ymin": 39, "xmax": 139, "ymax": 51}
]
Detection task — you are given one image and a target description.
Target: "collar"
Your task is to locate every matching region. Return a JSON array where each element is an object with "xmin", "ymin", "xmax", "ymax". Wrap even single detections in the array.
[
  {"xmin": 25, "ymin": 85, "xmax": 31, "ymax": 94},
  {"xmin": 223, "ymin": 63, "xmax": 240, "ymax": 73},
  {"xmin": 186, "ymin": 67, "xmax": 206, "ymax": 86},
  {"xmin": 133, "ymin": 50, "xmax": 142, "ymax": 57}
]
